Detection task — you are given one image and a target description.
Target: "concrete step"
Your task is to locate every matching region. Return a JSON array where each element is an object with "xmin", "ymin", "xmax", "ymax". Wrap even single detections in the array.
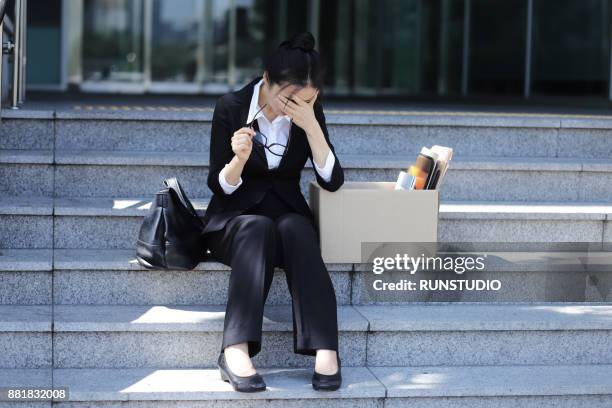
[
  {"xmin": 0, "ymin": 247, "xmax": 350, "ymax": 306},
  {"xmin": 3, "ymin": 304, "xmax": 612, "ymax": 369},
  {"xmin": 355, "ymin": 304, "xmax": 612, "ymax": 366},
  {"xmin": 1, "ymin": 246, "xmax": 611, "ymax": 306},
  {"xmin": 39, "ymin": 197, "xmax": 612, "ymax": 247},
  {"xmin": 5, "ymin": 108, "xmax": 612, "ymax": 159},
  {"xmin": 52, "ymin": 248, "xmax": 352, "ymax": 306},
  {"xmin": 0, "ymin": 150, "xmax": 54, "ymax": 196},
  {"xmin": 353, "ymin": 244, "xmax": 612, "ymax": 304},
  {"xmin": 2, "ymin": 195, "xmax": 611, "ymax": 249},
  {"xmin": 4, "ymin": 148, "xmax": 612, "ymax": 202},
  {"xmin": 0, "ymin": 368, "xmax": 52, "ymax": 407},
  {"xmin": 0, "ymin": 248, "xmax": 52, "ymax": 305},
  {"xmin": 3, "ymin": 364, "xmax": 612, "ymax": 407},
  {"xmin": 0, "ymin": 305, "xmax": 52, "ymax": 368},
  {"xmin": 52, "ymin": 304, "xmax": 368, "ymax": 369},
  {"xmin": 0, "ymin": 111, "xmax": 54, "ymax": 151},
  {"xmin": 0, "ymin": 196, "xmax": 54, "ymax": 249},
  {"xmin": 0, "ymin": 366, "xmax": 384, "ymax": 407},
  {"xmin": 50, "ymin": 246, "xmax": 612, "ymax": 305},
  {"xmin": 370, "ymin": 364, "xmax": 612, "ymax": 407}
]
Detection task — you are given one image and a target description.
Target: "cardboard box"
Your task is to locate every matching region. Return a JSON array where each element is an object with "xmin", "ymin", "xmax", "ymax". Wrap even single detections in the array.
[{"xmin": 309, "ymin": 181, "xmax": 439, "ymax": 263}]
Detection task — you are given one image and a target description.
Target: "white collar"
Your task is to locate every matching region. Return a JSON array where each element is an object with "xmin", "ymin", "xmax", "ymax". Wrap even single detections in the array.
[{"xmin": 246, "ymin": 78, "xmax": 292, "ymax": 124}]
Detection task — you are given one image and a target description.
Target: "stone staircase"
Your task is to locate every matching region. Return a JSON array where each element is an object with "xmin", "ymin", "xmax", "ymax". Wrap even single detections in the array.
[{"xmin": 1, "ymin": 105, "xmax": 612, "ymax": 406}]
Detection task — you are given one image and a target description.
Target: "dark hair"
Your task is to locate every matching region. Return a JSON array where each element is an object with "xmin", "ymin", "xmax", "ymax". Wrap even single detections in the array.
[{"xmin": 263, "ymin": 32, "xmax": 325, "ymax": 91}]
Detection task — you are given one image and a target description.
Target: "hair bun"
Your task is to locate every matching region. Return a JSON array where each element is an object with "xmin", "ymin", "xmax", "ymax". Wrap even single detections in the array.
[{"xmin": 285, "ymin": 32, "xmax": 315, "ymax": 52}]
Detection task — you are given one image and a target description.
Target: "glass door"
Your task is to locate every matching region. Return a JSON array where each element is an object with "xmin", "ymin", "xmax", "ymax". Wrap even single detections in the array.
[
  {"xmin": 82, "ymin": 0, "xmax": 145, "ymax": 92},
  {"xmin": 77, "ymin": 0, "xmax": 314, "ymax": 93},
  {"xmin": 80, "ymin": 0, "xmax": 234, "ymax": 93},
  {"xmin": 150, "ymin": 0, "xmax": 233, "ymax": 92},
  {"xmin": 149, "ymin": 0, "xmax": 202, "ymax": 92}
]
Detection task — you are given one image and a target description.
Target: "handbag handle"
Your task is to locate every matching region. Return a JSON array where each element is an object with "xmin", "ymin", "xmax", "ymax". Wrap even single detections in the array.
[{"xmin": 163, "ymin": 177, "xmax": 198, "ymax": 217}]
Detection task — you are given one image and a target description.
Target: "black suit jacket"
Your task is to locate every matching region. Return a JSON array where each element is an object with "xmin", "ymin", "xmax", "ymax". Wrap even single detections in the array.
[{"xmin": 201, "ymin": 76, "xmax": 344, "ymax": 235}]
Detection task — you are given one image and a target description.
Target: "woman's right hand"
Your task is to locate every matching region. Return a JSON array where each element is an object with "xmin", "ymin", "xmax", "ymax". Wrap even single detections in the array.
[{"xmin": 231, "ymin": 127, "xmax": 256, "ymax": 163}]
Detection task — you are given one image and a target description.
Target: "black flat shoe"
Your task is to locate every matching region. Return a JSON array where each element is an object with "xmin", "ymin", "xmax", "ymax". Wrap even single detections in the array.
[
  {"xmin": 312, "ymin": 353, "xmax": 342, "ymax": 391},
  {"xmin": 217, "ymin": 351, "xmax": 266, "ymax": 392}
]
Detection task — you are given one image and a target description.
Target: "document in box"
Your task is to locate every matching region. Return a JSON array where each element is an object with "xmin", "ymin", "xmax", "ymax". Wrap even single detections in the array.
[{"xmin": 397, "ymin": 145, "xmax": 453, "ymax": 190}]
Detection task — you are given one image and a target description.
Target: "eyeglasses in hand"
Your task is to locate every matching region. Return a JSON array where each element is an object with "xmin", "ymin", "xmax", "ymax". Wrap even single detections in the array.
[{"xmin": 246, "ymin": 103, "xmax": 289, "ymax": 157}]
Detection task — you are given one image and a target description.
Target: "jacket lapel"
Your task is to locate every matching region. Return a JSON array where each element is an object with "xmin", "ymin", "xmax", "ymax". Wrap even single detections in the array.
[
  {"xmin": 237, "ymin": 77, "xmax": 268, "ymax": 169},
  {"xmin": 250, "ymin": 120, "xmax": 269, "ymax": 167}
]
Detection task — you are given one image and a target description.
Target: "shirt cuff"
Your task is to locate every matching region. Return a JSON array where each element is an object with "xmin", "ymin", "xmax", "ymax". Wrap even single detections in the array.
[
  {"xmin": 313, "ymin": 150, "xmax": 335, "ymax": 183},
  {"xmin": 218, "ymin": 164, "xmax": 243, "ymax": 194}
]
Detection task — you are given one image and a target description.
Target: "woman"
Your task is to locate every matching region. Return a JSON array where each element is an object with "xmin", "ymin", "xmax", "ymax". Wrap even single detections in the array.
[{"xmin": 201, "ymin": 32, "xmax": 344, "ymax": 393}]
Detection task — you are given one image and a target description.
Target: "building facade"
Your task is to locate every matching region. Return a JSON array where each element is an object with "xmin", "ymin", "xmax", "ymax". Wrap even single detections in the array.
[{"xmin": 25, "ymin": 0, "xmax": 612, "ymax": 101}]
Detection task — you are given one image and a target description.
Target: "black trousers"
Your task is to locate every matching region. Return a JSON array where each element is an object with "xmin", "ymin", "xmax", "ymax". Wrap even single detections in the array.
[{"xmin": 205, "ymin": 189, "xmax": 339, "ymax": 358}]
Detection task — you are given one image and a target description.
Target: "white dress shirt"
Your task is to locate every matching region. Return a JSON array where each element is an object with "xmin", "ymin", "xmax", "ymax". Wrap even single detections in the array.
[{"xmin": 218, "ymin": 78, "xmax": 335, "ymax": 194}]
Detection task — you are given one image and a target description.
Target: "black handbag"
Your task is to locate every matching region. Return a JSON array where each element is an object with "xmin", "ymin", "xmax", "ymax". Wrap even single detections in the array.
[{"xmin": 135, "ymin": 177, "xmax": 206, "ymax": 270}]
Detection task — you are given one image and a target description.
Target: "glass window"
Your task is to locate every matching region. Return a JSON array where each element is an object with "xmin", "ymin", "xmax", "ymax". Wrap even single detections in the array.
[
  {"xmin": 318, "ymin": 0, "xmax": 465, "ymax": 97},
  {"xmin": 531, "ymin": 0, "xmax": 610, "ymax": 97},
  {"xmin": 468, "ymin": 0, "xmax": 527, "ymax": 96},
  {"xmin": 151, "ymin": 0, "xmax": 201, "ymax": 83},
  {"xmin": 27, "ymin": 0, "xmax": 63, "ymax": 86},
  {"xmin": 233, "ymin": 0, "xmax": 309, "ymax": 85},
  {"xmin": 82, "ymin": 0, "xmax": 144, "ymax": 83},
  {"xmin": 351, "ymin": 0, "xmax": 422, "ymax": 94},
  {"xmin": 318, "ymin": 0, "xmax": 353, "ymax": 93},
  {"xmin": 43, "ymin": 0, "xmax": 612, "ymax": 101},
  {"xmin": 435, "ymin": 0, "xmax": 466, "ymax": 96}
]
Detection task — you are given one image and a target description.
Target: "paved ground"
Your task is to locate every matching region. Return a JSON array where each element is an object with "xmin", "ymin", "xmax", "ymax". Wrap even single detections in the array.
[{"xmin": 9, "ymin": 91, "xmax": 612, "ymax": 117}]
